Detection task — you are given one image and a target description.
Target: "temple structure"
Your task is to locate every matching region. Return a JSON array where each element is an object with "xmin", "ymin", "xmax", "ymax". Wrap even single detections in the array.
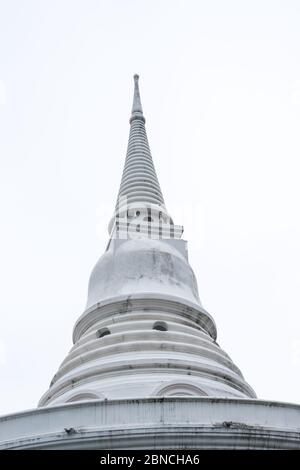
[{"xmin": 0, "ymin": 76, "xmax": 299, "ymax": 449}]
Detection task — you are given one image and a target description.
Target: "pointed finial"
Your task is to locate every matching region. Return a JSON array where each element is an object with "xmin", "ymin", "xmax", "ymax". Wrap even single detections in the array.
[{"xmin": 130, "ymin": 74, "xmax": 145, "ymax": 123}]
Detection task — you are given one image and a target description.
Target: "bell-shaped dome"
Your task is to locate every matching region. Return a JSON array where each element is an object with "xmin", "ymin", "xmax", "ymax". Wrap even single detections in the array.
[{"xmin": 86, "ymin": 238, "xmax": 202, "ymax": 310}]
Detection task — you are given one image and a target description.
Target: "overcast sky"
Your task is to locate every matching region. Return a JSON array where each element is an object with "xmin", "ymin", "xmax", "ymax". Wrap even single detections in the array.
[{"xmin": 1, "ymin": 0, "xmax": 300, "ymax": 416}]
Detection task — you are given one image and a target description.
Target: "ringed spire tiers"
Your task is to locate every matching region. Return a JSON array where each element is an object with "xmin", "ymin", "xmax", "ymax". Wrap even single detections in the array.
[{"xmin": 112, "ymin": 75, "xmax": 167, "ymax": 232}]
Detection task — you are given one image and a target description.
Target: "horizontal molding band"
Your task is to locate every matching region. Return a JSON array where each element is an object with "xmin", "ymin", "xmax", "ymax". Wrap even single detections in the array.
[
  {"xmin": 73, "ymin": 296, "xmax": 217, "ymax": 344},
  {"xmin": 55, "ymin": 338, "xmax": 242, "ymax": 383},
  {"xmin": 74, "ymin": 315, "xmax": 213, "ymax": 348},
  {"xmin": 2, "ymin": 398, "xmax": 300, "ymax": 449},
  {"xmin": 40, "ymin": 361, "xmax": 254, "ymax": 406}
]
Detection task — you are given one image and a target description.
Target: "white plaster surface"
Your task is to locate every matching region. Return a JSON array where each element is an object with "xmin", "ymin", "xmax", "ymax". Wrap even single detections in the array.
[
  {"xmin": 87, "ymin": 238, "xmax": 201, "ymax": 309},
  {"xmin": 1, "ymin": 398, "xmax": 300, "ymax": 449}
]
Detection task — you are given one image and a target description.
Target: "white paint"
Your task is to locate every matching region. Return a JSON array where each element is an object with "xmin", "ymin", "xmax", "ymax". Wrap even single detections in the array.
[{"xmin": 1, "ymin": 398, "xmax": 300, "ymax": 449}]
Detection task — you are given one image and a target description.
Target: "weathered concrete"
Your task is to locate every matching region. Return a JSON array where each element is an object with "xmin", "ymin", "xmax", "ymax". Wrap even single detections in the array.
[{"xmin": 1, "ymin": 398, "xmax": 300, "ymax": 449}]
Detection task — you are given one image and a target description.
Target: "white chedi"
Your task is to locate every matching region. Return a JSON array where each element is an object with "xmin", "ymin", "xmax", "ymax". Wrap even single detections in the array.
[
  {"xmin": 1, "ymin": 76, "xmax": 300, "ymax": 450},
  {"xmin": 39, "ymin": 77, "xmax": 255, "ymax": 407}
]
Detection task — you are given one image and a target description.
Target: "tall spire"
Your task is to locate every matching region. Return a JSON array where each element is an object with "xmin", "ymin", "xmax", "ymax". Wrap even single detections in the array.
[
  {"xmin": 114, "ymin": 74, "xmax": 166, "ymax": 215},
  {"xmin": 130, "ymin": 74, "xmax": 144, "ymax": 122}
]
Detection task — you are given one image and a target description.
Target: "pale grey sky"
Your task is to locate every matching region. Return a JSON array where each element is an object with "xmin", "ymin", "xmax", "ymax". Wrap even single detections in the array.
[{"xmin": 1, "ymin": 0, "xmax": 300, "ymax": 415}]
